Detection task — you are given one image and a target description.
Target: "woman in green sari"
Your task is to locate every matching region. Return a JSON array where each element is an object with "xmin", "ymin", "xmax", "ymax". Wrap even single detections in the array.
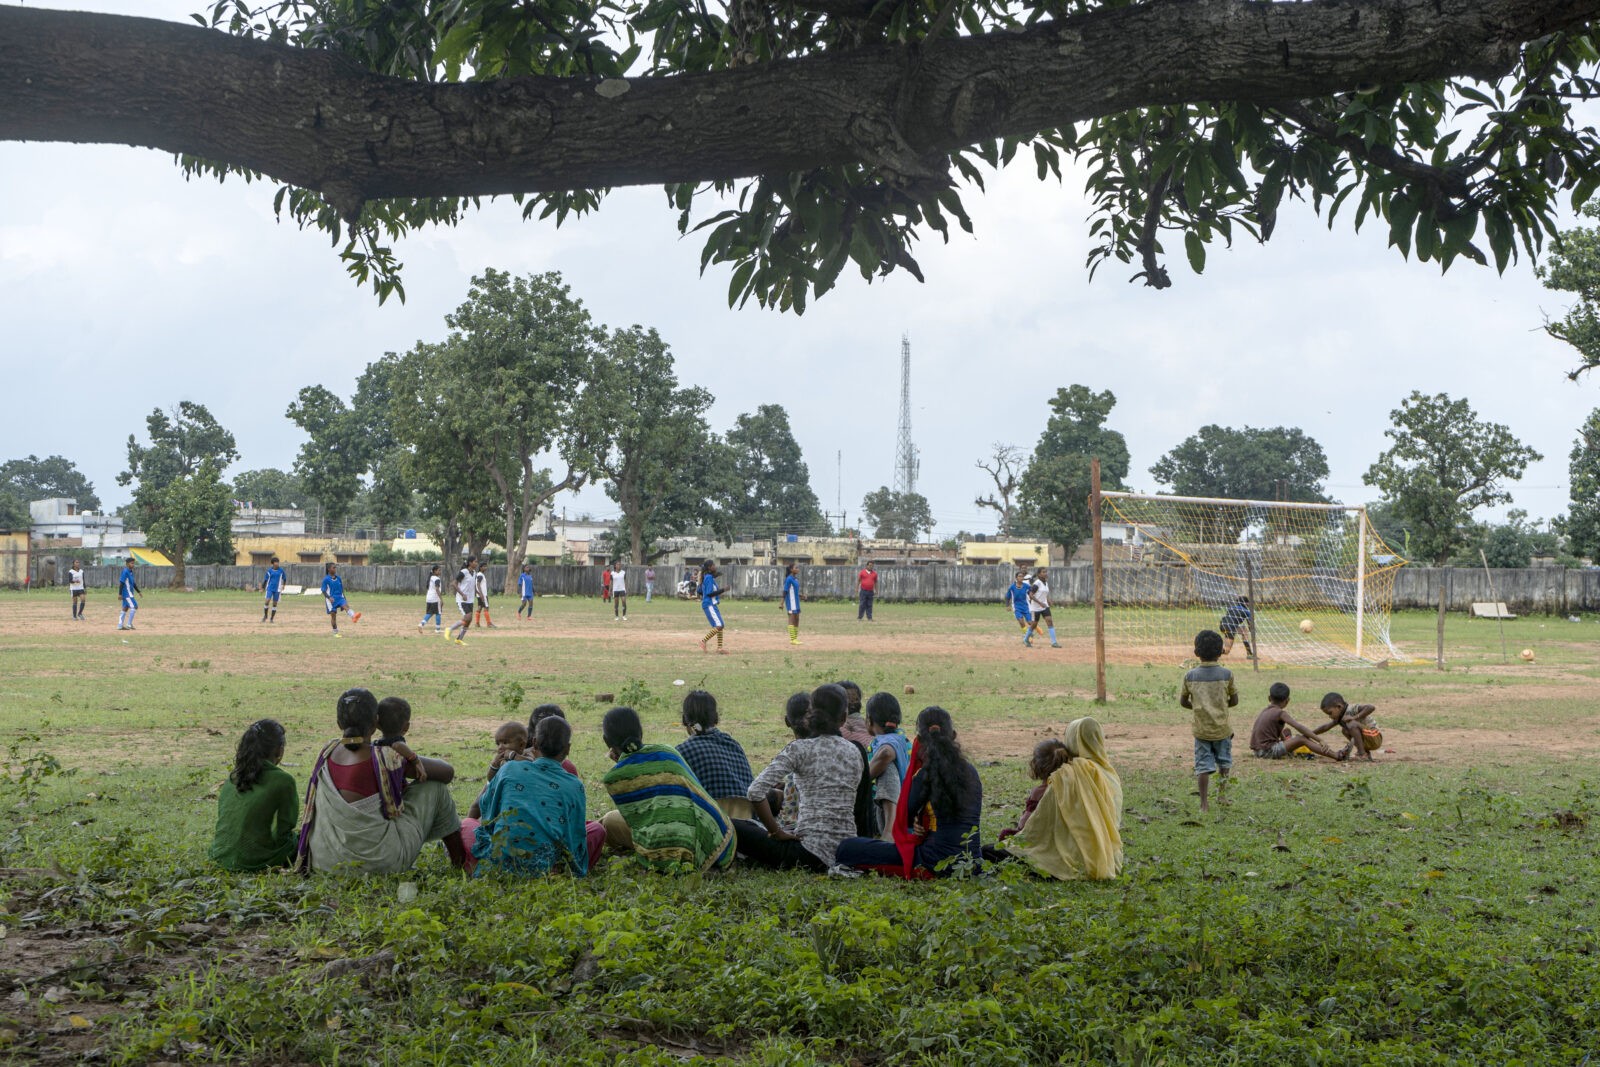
[{"xmin": 599, "ymin": 706, "xmax": 736, "ymax": 873}]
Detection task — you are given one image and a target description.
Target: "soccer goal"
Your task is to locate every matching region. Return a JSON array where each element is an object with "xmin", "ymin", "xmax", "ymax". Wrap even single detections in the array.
[{"xmin": 1089, "ymin": 484, "xmax": 1407, "ymax": 678}]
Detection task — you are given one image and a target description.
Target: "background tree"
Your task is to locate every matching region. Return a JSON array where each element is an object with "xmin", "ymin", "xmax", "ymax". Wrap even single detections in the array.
[
  {"xmin": 386, "ymin": 347, "xmax": 505, "ymax": 569},
  {"xmin": 725, "ymin": 404, "xmax": 826, "ymax": 537},
  {"xmin": 228, "ymin": 468, "xmax": 306, "ymax": 510},
  {"xmin": 1454, "ymin": 510, "xmax": 1564, "ymax": 569},
  {"xmin": 596, "ymin": 326, "xmax": 732, "ymax": 563},
  {"xmin": 974, "ymin": 443, "xmax": 1026, "ymax": 538},
  {"xmin": 286, "ymin": 358, "xmax": 411, "ymax": 537},
  {"xmin": 1537, "ymin": 199, "xmax": 1600, "ymax": 377},
  {"xmin": 1564, "ymin": 408, "xmax": 1600, "ymax": 562},
  {"xmin": 7, "ymin": 4, "xmax": 1598, "ymax": 310},
  {"xmin": 400, "ymin": 270, "xmax": 611, "ymax": 589},
  {"xmin": 861, "ymin": 487, "xmax": 934, "ymax": 541},
  {"xmin": 0, "ymin": 488, "xmax": 26, "ymax": 530},
  {"xmin": 1017, "ymin": 386, "xmax": 1129, "ymax": 552},
  {"xmin": 1362, "ymin": 391, "xmax": 1542, "ymax": 565},
  {"xmin": 118, "ymin": 403, "xmax": 240, "ymax": 587},
  {"xmin": 1150, "ymin": 426, "xmax": 1330, "ymax": 502},
  {"xmin": 285, "ymin": 385, "xmax": 368, "ymax": 533},
  {"xmin": 1, "ymin": 455, "xmax": 101, "ymax": 512}
]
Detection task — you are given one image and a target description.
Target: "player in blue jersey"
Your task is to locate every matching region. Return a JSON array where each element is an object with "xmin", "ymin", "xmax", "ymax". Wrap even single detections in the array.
[
  {"xmin": 116, "ymin": 557, "xmax": 141, "ymax": 631},
  {"xmin": 698, "ymin": 560, "xmax": 727, "ymax": 654},
  {"xmin": 320, "ymin": 561, "xmax": 361, "ymax": 636},
  {"xmin": 261, "ymin": 556, "xmax": 286, "ymax": 623},
  {"xmin": 1219, "ymin": 595, "xmax": 1255, "ymax": 659},
  {"xmin": 517, "ymin": 563, "xmax": 536, "ymax": 619},
  {"xmin": 782, "ymin": 562, "xmax": 801, "ymax": 646},
  {"xmin": 1005, "ymin": 571, "xmax": 1033, "ymax": 645}
]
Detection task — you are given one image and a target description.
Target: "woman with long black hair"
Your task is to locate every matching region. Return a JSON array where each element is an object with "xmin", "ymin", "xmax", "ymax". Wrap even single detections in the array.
[
  {"xmin": 834, "ymin": 706, "xmax": 984, "ymax": 878},
  {"xmin": 209, "ymin": 719, "xmax": 298, "ymax": 871}
]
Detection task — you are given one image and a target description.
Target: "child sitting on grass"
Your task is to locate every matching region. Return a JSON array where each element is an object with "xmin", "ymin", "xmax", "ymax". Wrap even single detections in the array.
[
  {"xmin": 526, "ymin": 704, "xmax": 580, "ymax": 776},
  {"xmin": 997, "ymin": 738, "xmax": 1071, "ymax": 842},
  {"xmin": 865, "ymin": 692, "xmax": 910, "ymax": 841},
  {"xmin": 468, "ymin": 721, "xmax": 531, "ymax": 821},
  {"xmin": 777, "ymin": 692, "xmax": 812, "ymax": 833},
  {"xmin": 1180, "ymin": 629, "xmax": 1238, "ymax": 813},
  {"xmin": 1317, "ymin": 693, "xmax": 1382, "ymax": 761},
  {"xmin": 209, "ymin": 719, "xmax": 299, "ymax": 871},
  {"xmin": 1249, "ymin": 682, "xmax": 1344, "ymax": 761}
]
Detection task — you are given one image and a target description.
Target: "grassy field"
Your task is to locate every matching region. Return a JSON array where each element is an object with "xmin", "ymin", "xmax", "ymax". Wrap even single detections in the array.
[{"xmin": 1, "ymin": 589, "xmax": 1598, "ymax": 1064}]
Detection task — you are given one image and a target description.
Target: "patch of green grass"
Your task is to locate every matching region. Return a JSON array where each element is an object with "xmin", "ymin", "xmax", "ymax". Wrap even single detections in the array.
[{"xmin": 1, "ymin": 591, "xmax": 1598, "ymax": 1062}]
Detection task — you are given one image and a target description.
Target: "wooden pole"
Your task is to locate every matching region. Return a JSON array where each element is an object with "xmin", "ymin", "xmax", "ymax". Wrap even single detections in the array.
[
  {"xmin": 1091, "ymin": 457, "xmax": 1107, "ymax": 704},
  {"xmin": 1436, "ymin": 572, "xmax": 1447, "ymax": 670},
  {"xmin": 1479, "ymin": 549, "xmax": 1509, "ymax": 663}
]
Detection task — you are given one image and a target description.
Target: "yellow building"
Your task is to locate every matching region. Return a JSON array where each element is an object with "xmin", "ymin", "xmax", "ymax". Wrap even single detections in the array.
[
  {"xmin": 958, "ymin": 540, "xmax": 1052, "ymax": 569},
  {"xmin": 0, "ymin": 530, "xmax": 27, "ymax": 586},
  {"xmin": 232, "ymin": 535, "xmax": 379, "ymax": 567}
]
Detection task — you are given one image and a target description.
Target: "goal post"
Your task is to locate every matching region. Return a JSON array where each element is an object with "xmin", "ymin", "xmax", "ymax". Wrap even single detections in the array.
[{"xmin": 1091, "ymin": 490, "xmax": 1407, "ymax": 673}]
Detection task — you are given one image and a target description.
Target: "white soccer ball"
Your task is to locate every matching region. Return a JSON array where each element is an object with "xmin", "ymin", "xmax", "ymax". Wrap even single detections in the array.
[
  {"xmin": 1520, "ymin": 648, "xmax": 1535, "ymax": 662},
  {"xmin": 1299, "ymin": 619, "xmax": 1314, "ymax": 634},
  {"xmin": 673, "ymin": 679, "xmax": 686, "ymax": 686}
]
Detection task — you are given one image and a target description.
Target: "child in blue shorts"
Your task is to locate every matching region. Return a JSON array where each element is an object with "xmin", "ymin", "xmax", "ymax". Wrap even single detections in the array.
[{"xmin": 1180, "ymin": 629, "xmax": 1237, "ymax": 813}]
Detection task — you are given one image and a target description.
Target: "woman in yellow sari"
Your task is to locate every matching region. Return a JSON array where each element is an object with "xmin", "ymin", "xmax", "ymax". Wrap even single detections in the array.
[{"xmin": 1004, "ymin": 717, "xmax": 1123, "ymax": 880}]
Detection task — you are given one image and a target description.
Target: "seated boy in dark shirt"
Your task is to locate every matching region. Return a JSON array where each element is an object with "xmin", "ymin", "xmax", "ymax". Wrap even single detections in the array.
[{"xmin": 1249, "ymin": 682, "xmax": 1343, "ymax": 760}]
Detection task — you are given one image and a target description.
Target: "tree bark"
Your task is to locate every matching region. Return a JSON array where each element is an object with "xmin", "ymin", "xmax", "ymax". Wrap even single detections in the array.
[{"xmin": 3, "ymin": 1, "xmax": 1591, "ymax": 212}]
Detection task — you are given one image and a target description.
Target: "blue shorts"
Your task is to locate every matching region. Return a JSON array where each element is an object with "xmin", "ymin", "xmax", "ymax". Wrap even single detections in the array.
[
  {"xmin": 1194, "ymin": 737, "xmax": 1233, "ymax": 776},
  {"xmin": 326, "ymin": 597, "xmax": 347, "ymax": 614},
  {"xmin": 264, "ymin": 593, "xmax": 280, "ymax": 606},
  {"xmin": 1013, "ymin": 609, "xmax": 1031, "ymax": 622},
  {"xmin": 703, "ymin": 603, "xmax": 723, "ymax": 628},
  {"xmin": 121, "ymin": 596, "xmax": 137, "ymax": 610}
]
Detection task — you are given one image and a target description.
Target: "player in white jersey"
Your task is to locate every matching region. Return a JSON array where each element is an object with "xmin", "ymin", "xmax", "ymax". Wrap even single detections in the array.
[{"xmin": 68, "ymin": 560, "xmax": 86, "ymax": 620}]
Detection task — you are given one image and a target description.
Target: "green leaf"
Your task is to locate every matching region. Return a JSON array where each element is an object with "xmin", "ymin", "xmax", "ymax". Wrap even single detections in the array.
[{"xmin": 1184, "ymin": 231, "xmax": 1206, "ymax": 274}]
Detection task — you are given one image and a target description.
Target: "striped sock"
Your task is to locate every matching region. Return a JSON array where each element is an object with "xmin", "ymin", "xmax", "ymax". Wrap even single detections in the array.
[
  {"xmin": 716, "ymin": 630, "xmax": 724, "ymax": 649},
  {"xmin": 703, "ymin": 628, "xmax": 719, "ymax": 644}
]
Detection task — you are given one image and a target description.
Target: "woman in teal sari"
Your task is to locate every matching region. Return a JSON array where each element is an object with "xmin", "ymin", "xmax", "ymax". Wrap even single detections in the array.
[{"xmin": 599, "ymin": 706, "xmax": 736, "ymax": 873}]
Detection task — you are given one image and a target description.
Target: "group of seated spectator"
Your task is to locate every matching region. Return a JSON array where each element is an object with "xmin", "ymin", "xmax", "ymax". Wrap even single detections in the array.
[{"xmin": 210, "ymin": 680, "xmax": 1125, "ymax": 883}]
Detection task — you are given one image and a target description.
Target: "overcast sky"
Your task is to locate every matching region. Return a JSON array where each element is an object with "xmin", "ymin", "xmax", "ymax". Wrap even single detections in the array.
[{"xmin": 3, "ymin": 0, "xmax": 1597, "ymax": 540}]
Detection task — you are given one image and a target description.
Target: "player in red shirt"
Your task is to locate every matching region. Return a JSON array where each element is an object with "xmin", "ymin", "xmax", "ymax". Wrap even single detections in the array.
[{"xmin": 857, "ymin": 562, "xmax": 878, "ymax": 621}]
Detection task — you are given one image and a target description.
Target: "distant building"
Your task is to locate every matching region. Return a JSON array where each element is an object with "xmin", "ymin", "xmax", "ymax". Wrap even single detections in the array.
[
  {"xmin": 29, "ymin": 498, "xmax": 142, "ymax": 563},
  {"xmin": 231, "ymin": 506, "xmax": 307, "ymax": 537}
]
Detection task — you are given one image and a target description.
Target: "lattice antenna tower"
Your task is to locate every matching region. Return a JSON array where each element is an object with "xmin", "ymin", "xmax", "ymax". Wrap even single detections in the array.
[{"xmin": 894, "ymin": 332, "xmax": 919, "ymax": 494}]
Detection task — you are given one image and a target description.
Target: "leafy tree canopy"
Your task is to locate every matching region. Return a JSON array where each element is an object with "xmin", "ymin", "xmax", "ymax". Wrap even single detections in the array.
[
  {"xmin": 118, "ymin": 402, "xmax": 240, "ymax": 586},
  {"xmin": 1149, "ymin": 425, "xmax": 1330, "ymax": 503},
  {"xmin": 861, "ymin": 487, "xmax": 933, "ymax": 541},
  {"xmin": 0, "ymin": 455, "xmax": 101, "ymax": 512},
  {"xmin": 725, "ymin": 404, "xmax": 827, "ymax": 537},
  {"xmin": 1362, "ymin": 390, "xmax": 1541, "ymax": 565},
  {"xmin": 1017, "ymin": 385, "xmax": 1128, "ymax": 550},
  {"xmin": 228, "ymin": 468, "xmax": 307, "ymax": 510},
  {"xmin": 1564, "ymin": 408, "xmax": 1600, "ymax": 561},
  {"xmin": 1538, "ymin": 199, "xmax": 1600, "ymax": 378},
  {"xmin": 597, "ymin": 325, "xmax": 731, "ymax": 562},
  {"xmin": 6, "ymin": 1, "xmax": 1599, "ymax": 310}
]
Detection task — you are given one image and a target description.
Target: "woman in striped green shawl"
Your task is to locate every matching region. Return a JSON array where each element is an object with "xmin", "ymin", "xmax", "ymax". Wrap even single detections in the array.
[{"xmin": 599, "ymin": 707, "xmax": 736, "ymax": 873}]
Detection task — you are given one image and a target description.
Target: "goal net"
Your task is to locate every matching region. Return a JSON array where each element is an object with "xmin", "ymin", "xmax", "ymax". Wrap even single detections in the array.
[{"xmin": 1096, "ymin": 492, "xmax": 1407, "ymax": 667}]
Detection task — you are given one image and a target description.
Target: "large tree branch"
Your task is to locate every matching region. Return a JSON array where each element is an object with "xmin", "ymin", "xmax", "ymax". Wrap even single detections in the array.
[{"xmin": 2, "ymin": 0, "xmax": 1595, "ymax": 217}]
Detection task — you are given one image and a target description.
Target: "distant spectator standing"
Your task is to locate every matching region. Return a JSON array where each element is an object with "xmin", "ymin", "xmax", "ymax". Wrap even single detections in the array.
[
  {"xmin": 857, "ymin": 562, "xmax": 878, "ymax": 621},
  {"xmin": 645, "ymin": 566, "xmax": 657, "ymax": 603}
]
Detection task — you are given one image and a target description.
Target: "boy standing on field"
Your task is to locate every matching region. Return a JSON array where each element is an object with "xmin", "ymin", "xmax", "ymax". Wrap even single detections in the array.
[{"xmin": 1180, "ymin": 629, "xmax": 1238, "ymax": 813}]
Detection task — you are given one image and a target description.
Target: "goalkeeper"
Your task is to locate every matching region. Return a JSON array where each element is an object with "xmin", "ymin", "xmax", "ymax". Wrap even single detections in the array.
[{"xmin": 1218, "ymin": 596, "xmax": 1254, "ymax": 658}]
